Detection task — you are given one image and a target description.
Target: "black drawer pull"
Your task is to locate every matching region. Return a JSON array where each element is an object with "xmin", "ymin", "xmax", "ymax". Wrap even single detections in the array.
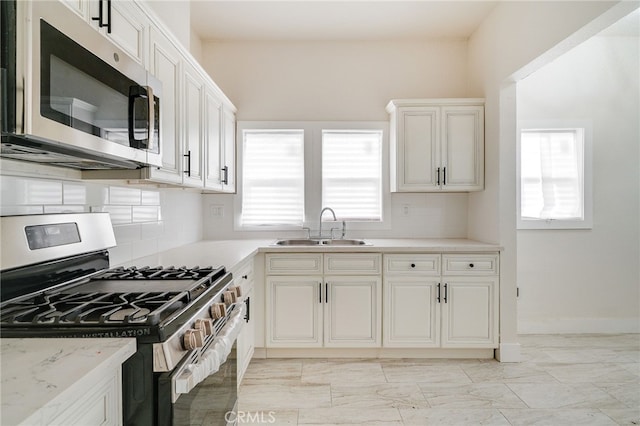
[
  {"xmin": 410, "ymin": 263, "xmax": 416, "ymax": 268},
  {"xmin": 469, "ymin": 263, "xmax": 475, "ymax": 268}
]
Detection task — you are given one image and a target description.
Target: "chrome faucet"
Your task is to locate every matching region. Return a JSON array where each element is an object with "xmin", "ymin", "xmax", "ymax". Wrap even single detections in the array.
[
  {"xmin": 318, "ymin": 207, "xmax": 337, "ymax": 239},
  {"xmin": 318, "ymin": 207, "xmax": 346, "ymax": 239}
]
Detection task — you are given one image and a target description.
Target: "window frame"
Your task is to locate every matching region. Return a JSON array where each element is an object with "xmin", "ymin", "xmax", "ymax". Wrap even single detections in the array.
[
  {"xmin": 516, "ymin": 120, "xmax": 593, "ymax": 230},
  {"xmin": 235, "ymin": 121, "xmax": 391, "ymax": 232}
]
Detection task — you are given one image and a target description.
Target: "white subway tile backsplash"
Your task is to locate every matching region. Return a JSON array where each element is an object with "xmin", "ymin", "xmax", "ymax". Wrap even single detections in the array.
[
  {"xmin": 108, "ymin": 242, "xmax": 133, "ymax": 267},
  {"xmin": 103, "ymin": 205, "xmax": 133, "ymax": 224},
  {"xmin": 1, "ymin": 173, "xmax": 203, "ymax": 265},
  {"xmin": 0, "ymin": 205, "xmax": 44, "ymax": 216},
  {"xmin": 141, "ymin": 221, "xmax": 164, "ymax": 239},
  {"xmin": 1, "ymin": 177, "xmax": 63, "ymax": 205},
  {"xmin": 43, "ymin": 205, "xmax": 86, "ymax": 213},
  {"xmin": 132, "ymin": 205, "xmax": 161, "ymax": 223},
  {"xmin": 141, "ymin": 190, "xmax": 160, "ymax": 205},
  {"xmin": 132, "ymin": 238, "xmax": 158, "ymax": 260},
  {"xmin": 63, "ymin": 183, "xmax": 87, "ymax": 205},
  {"xmin": 113, "ymin": 223, "xmax": 142, "ymax": 244},
  {"xmin": 109, "ymin": 186, "xmax": 141, "ymax": 205}
]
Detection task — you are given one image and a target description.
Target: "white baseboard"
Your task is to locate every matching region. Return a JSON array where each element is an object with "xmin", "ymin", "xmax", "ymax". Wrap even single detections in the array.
[
  {"xmin": 496, "ymin": 343, "xmax": 521, "ymax": 362},
  {"xmin": 518, "ymin": 318, "xmax": 640, "ymax": 334}
]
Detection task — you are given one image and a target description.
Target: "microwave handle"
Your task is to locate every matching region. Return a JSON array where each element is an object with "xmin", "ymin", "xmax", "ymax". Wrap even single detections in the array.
[{"xmin": 128, "ymin": 85, "xmax": 155, "ymax": 150}]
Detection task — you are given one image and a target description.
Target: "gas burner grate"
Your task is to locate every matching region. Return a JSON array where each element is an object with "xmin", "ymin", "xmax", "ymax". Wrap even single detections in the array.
[
  {"xmin": 93, "ymin": 265, "xmax": 222, "ymax": 281},
  {"xmin": 0, "ymin": 291, "xmax": 189, "ymax": 325}
]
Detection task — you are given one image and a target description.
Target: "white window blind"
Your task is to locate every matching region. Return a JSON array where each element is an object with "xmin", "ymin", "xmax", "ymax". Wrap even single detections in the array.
[
  {"xmin": 322, "ymin": 130, "xmax": 383, "ymax": 221},
  {"xmin": 520, "ymin": 129, "xmax": 584, "ymax": 221},
  {"xmin": 241, "ymin": 130, "xmax": 305, "ymax": 226}
]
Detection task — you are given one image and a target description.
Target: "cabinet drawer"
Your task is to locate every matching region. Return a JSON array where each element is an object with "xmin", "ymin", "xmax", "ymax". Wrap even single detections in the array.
[
  {"xmin": 266, "ymin": 254, "xmax": 323, "ymax": 275},
  {"xmin": 324, "ymin": 254, "xmax": 382, "ymax": 275},
  {"xmin": 384, "ymin": 254, "xmax": 441, "ymax": 275},
  {"xmin": 233, "ymin": 259, "xmax": 254, "ymax": 294},
  {"xmin": 442, "ymin": 254, "xmax": 499, "ymax": 275}
]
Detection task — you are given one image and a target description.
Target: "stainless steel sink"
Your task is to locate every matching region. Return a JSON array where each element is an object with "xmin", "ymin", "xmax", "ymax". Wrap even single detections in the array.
[
  {"xmin": 321, "ymin": 239, "xmax": 369, "ymax": 246},
  {"xmin": 274, "ymin": 239, "xmax": 322, "ymax": 246},
  {"xmin": 273, "ymin": 238, "xmax": 370, "ymax": 246}
]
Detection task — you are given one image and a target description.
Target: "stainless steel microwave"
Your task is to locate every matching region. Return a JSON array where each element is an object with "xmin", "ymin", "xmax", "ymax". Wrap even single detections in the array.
[{"xmin": 1, "ymin": 0, "xmax": 162, "ymax": 169}]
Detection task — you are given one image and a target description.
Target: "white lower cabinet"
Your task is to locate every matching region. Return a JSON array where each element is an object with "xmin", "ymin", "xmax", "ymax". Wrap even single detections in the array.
[
  {"xmin": 383, "ymin": 277, "xmax": 440, "ymax": 347},
  {"xmin": 266, "ymin": 253, "xmax": 382, "ymax": 348},
  {"xmin": 235, "ymin": 259, "xmax": 255, "ymax": 384},
  {"xmin": 441, "ymin": 277, "xmax": 498, "ymax": 348},
  {"xmin": 383, "ymin": 253, "xmax": 499, "ymax": 349}
]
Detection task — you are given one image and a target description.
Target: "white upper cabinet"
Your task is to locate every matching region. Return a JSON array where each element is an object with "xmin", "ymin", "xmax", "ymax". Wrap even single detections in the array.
[
  {"xmin": 204, "ymin": 90, "xmax": 223, "ymax": 190},
  {"xmin": 182, "ymin": 62, "xmax": 206, "ymax": 187},
  {"xmin": 147, "ymin": 26, "xmax": 183, "ymax": 184},
  {"xmin": 63, "ymin": 0, "xmax": 149, "ymax": 66},
  {"xmin": 221, "ymin": 106, "xmax": 237, "ymax": 193},
  {"xmin": 387, "ymin": 99, "xmax": 484, "ymax": 192}
]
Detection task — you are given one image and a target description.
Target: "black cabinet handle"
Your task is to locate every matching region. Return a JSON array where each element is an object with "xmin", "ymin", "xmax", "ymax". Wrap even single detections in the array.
[
  {"xmin": 318, "ymin": 282, "xmax": 322, "ymax": 303},
  {"xmin": 436, "ymin": 167, "xmax": 440, "ymax": 185},
  {"xmin": 92, "ymin": 0, "xmax": 112, "ymax": 33},
  {"xmin": 325, "ymin": 283, "xmax": 329, "ymax": 304},
  {"xmin": 244, "ymin": 296, "xmax": 250, "ymax": 323},
  {"xmin": 242, "ymin": 275, "xmax": 248, "ymax": 279},
  {"xmin": 410, "ymin": 263, "xmax": 416, "ymax": 268},
  {"xmin": 184, "ymin": 150, "xmax": 191, "ymax": 176},
  {"xmin": 469, "ymin": 263, "xmax": 474, "ymax": 268},
  {"xmin": 443, "ymin": 166, "xmax": 446, "ymax": 185},
  {"xmin": 437, "ymin": 283, "xmax": 441, "ymax": 303},
  {"xmin": 221, "ymin": 166, "xmax": 229, "ymax": 184},
  {"xmin": 444, "ymin": 283, "xmax": 448, "ymax": 303}
]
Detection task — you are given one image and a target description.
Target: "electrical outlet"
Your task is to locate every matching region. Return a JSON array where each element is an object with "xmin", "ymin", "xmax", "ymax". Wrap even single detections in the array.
[
  {"xmin": 401, "ymin": 204, "xmax": 410, "ymax": 216},
  {"xmin": 210, "ymin": 205, "xmax": 224, "ymax": 218}
]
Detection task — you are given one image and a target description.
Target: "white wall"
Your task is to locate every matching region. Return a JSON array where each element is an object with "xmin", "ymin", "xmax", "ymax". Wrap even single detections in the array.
[
  {"xmin": 467, "ymin": 0, "xmax": 633, "ymax": 360},
  {"xmin": 144, "ymin": 0, "xmax": 192, "ymax": 56},
  {"xmin": 0, "ymin": 166, "xmax": 203, "ymax": 266},
  {"xmin": 517, "ymin": 34, "xmax": 640, "ymax": 333},
  {"xmin": 201, "ymin": 40, "xmax": 469, "ymax": 121},
  {"xmin": 200, "ymin": 39, "xmax": 473, "ymax": 240}
]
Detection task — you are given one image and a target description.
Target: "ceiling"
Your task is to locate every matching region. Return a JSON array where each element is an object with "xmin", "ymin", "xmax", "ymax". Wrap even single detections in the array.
[{"xmin": 190, "ymin": 1, "xmax": 500, "ymax": 42}]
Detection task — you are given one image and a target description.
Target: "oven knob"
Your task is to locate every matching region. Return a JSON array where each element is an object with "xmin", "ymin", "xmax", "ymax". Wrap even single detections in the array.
[
  {"xmin": 233, "ymin": 285, "xmax": 243, "ymax": 298},
  {"xmin": 195, "ymin": 318, "xmax": 214, "ymax": 336},
  {"xmin": 223, "ymin": 290, "xmax": 236, "ymax": 306},
  {"xmin": 183, "ymin": 329, "xmax": 204, "ymax": 350},
  {"xmin": 210, "ymin": 302, "xmax": 227, "ymax": 319}
]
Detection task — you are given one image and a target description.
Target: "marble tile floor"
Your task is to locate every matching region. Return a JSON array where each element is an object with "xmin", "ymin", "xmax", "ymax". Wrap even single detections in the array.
[{"xmin": 238, "ymin": 334, "xmax": 640, "ymax": 425}]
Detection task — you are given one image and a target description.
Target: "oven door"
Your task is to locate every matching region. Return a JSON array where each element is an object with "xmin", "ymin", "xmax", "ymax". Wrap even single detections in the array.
[
  {"xmin": 158, "ymin": 304, "xmax": 245, "ymax": 426},
  {"xmin": 6, "ymin": 0, "xmax": 162, "ymax": 168}
]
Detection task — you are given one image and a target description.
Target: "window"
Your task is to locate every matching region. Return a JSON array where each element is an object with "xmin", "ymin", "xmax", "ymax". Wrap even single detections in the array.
[
  {"xmin": 322, "ymin": 130, "xmax": 383, "ymax": 221},
  {"xmin": 240, "ymin": 130, "xmax": 305, "ymax": 227},
  {"xmin": 236, "ymin": 122, "xmax": 389, "ymax": 231},
  {"xmin": 518, "ymin": 126, "xmax": 592, "ymax": 229}
]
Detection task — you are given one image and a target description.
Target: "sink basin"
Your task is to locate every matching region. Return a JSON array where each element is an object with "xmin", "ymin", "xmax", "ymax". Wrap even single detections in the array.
[
  {"xmin": 273, "ymin": 238, "xmax": 371, "ymax": 246},
  {"xmin": 274, "ymin": 239, "xmax": 321, "ymax": 246},
  {"xmin": 321, "ymin": 239, "xmax": 369, "ymax": 246}
]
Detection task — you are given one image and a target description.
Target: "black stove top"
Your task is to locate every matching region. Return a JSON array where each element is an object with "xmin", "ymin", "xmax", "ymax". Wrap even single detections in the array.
[{"xmin": 0, "ymin": 264, "xmax": 231, "ymax": 341}]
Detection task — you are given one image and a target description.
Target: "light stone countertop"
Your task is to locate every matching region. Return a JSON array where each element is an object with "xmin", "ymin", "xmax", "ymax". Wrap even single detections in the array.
[
  {"xmin": 122, "ymin": 238, "xmax": 502, "ymax": 271},
  {"xmin": 1, "ymin": 338, "xmax": 136, "ymax": 425}
]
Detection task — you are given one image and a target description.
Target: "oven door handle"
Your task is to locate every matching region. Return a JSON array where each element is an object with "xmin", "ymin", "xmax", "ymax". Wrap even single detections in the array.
[{"xmin": 173, "ymin": 303, "xmax": 245, "ymax": 402}]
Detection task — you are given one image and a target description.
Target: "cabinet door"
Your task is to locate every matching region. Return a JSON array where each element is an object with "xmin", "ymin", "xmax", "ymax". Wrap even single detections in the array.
[
  {"xmin": 441, "ymin": 105, "xmax": 484, "ymax": 191},
  {"xmin": 237, "ymin": 287, "xmax": 254, "ymax": 385},
  {"xmin": 182, "ymin": 64, "xmax": 205, "ymax": 187},
  {"xmin": 105, "ymin": 1, "xmax": 148, "ymax": 66},
  {"xmin": 221, "ymin": 106, "xmax": 236, "ymax": 193},
  {"xmin": 204, "ymin": 90, "xmax": 223, "ymax": 190},
  {"xmin": 383, "ymin": 277, "xmax": 440, "ymax": 347},
  {"xmin": 266, "ymin": 276, "xmax": 323, "ymax": 347},
  {"xmin": 394, "ymin": 107, "xmax": 440, "ymax": 191},
  {"xmin": 324, "ymin": 276, "xmax": 381, "ymax": 347},
  {"xmin": 148, "ymin": 27, "xmax": 183, "ymax": 184},
  {"xmin": 441, "ymin": 277, "xmax": 498, "ymax": 348}
]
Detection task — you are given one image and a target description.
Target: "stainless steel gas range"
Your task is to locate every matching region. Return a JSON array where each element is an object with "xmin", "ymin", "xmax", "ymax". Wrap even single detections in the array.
[{"xmin": 0, "ymin": 213, "xmax": 245, "ymax": 426}]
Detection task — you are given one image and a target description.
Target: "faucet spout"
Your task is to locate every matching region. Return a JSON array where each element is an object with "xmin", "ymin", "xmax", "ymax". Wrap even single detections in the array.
[{"xmin": 318, "ymin": 207, "xmax": 337, "ymax": 239}]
